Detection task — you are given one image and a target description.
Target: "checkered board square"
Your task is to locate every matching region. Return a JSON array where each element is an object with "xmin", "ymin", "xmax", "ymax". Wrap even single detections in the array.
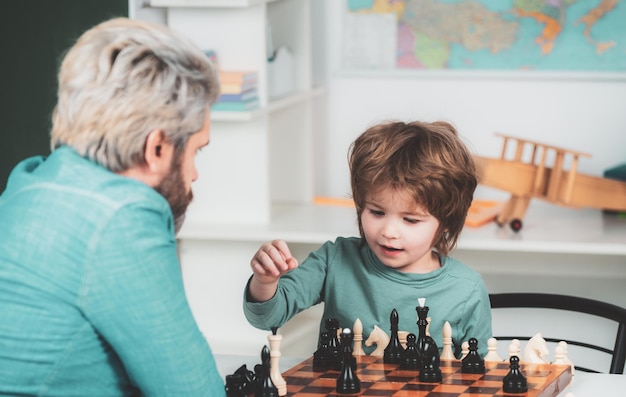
[{"xmin": 281, "ymin": 356, "xmax": 572, "ymax": 397}]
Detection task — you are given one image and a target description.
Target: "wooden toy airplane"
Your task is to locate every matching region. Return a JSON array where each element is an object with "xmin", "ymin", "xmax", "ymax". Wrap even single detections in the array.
[{"xmin": 474, "ymin": 133, "xmax": 626, "ymax": 231}]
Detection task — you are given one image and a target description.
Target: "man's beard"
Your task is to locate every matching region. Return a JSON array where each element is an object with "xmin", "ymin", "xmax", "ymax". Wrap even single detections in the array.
[{"xmin": 154, "ymin": 152, "xmax": 193, "ymax": 233}]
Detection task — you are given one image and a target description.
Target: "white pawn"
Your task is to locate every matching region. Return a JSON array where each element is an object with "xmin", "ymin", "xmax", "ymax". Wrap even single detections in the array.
[
  {"xmin": 268, "ymin": 330, "xmax": 287, "ymax": 396},
  {"xmin": 484, "ymin": 337, "xmax": 503, "ymax": 362},
  {"xmin": 352, "ymin": 318, "xmax": 365, "ymax": 356},
  {"xmin": 460, "ymin": 340, "xmax": 470, "ymax": 360},
  {"xmin": 440, "ymin": 321, "xmax": 455, "ymax": 360},
  {"xmin": 508, "ymin": 339, "xmax": 521, "ymax": 361},
  {"xmin": 558, "ymin": 341, "xmax": 575, "ymax": 375},
  {"xmin": 553, "ymin": 344, "xmax": 566, "ymax": 364}
]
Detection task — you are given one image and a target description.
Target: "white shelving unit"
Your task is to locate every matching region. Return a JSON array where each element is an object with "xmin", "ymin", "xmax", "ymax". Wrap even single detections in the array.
[{"xmin": 146, "ymin": 0, "xmax": 319, "ymax": 224}]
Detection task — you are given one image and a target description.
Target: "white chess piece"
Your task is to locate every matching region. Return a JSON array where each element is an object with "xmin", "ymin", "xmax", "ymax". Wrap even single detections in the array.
[
  {"xmin": 484, "ymin": 337, "xmax": 504, "ymax": 362},
  {"xmin": 558, "ymin": 341, "xmax": 575, "ymax": 375},
  {"xmin": 425, "ymin": 317, "xmax": 432, "ymax": 336},
  {"xmin": 352, "ymin": 318, "xmax": 365, "ymax": 356},
  {"xmin": 440, "ymin": 321, "xmax": 455, "ymax": 360},
  {"xmin": 508, "ymin": 339, "xmax": 521, "ymax": 361},
  {"xmin": 461, "ymin": 340, "xmax": 470, "ymax": 360},
  {"xmin": 364, "ymin": 325, "xmax": 389, "ymax": 356},
  {"xmin": 268, "ymin": 331, "xmax": 287, "ymax": 396},
  {"xmin": 553, "ymin": 344, "xmax": 566, "ymax": 364},
  {"xmin": 398, "ymin": 331, "xmax": 409, "ymax": 349},
  {"xmin": 524, "ymin": 333, "xmax": 550, "ymax": 364}
]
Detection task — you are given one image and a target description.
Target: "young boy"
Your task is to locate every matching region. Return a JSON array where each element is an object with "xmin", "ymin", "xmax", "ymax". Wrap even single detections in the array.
[{"xmin": 243, "ymin": 120, "xmax": 492, "ymax": 357}]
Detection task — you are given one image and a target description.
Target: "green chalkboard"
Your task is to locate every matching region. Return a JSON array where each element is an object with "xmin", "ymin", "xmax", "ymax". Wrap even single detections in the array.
[{"xmin": 0, "ymin": 0, "xmax": 128, "ymax": 192}]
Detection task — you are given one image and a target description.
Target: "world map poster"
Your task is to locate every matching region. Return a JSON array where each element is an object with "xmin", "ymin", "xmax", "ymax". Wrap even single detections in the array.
[{"xmin": 342, "ymin": 0, "xmax": 626, "ymax": 73}]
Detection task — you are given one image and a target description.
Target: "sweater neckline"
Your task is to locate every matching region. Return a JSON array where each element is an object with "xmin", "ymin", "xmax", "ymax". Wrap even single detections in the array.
[{"xmin": 364, "ymin": 245, "xmax": 449, "ymax": 284}]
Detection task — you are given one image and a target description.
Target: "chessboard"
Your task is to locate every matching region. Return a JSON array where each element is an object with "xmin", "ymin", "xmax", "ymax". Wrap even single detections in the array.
[{"xmin": 282, "ymin": 355, "xmax": 572, "ymax": 397}]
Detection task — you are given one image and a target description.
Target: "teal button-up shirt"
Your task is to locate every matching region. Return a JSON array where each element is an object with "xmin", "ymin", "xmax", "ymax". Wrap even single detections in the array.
[{"xmin": 0, "ymin": 147, "xmax": 224, "ymax": 396}]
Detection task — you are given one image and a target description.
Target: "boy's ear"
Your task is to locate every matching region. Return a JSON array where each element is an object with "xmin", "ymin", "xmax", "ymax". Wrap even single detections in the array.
[{"xmin": 144, "ymin": 129, "xmax": 173, "ymax": 174}]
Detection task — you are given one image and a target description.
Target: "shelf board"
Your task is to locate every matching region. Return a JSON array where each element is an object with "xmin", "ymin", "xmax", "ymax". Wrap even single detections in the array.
[
  {"xmin": 211, "ymin": 108, "xmax": 264, "ymax": 122},
  {"xmin": 211, "ymin": 87, "xmax": 325, "ymax": 122},
  {"xmin": 177, "ymin": 201, "xmax": 626, "ymax": 255},
  {"xmin": 149, "ymin": 0, "xmax": 278, "ymax": 7},
  {"xmin": 178, "ymin": 202, "xmax": 358, "ymax": 244},
  {"xmin": 267, "ymin": 86, "xmax": 325, "ymax": 113}
]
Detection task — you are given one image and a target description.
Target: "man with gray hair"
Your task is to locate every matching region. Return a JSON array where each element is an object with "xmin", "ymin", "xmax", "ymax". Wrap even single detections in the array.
[{"xmin": 0, "ymin": 18, "xmax": 225, "ymax": 396}]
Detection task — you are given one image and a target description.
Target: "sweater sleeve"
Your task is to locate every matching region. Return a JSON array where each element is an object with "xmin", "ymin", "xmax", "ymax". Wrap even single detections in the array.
[
  {"xmin": 80, "ymin": 202, "xmax": 225, "ymax": 397},
  {"xmin": 459, "ymin": 278, "xmax": 493, "ymax": 358},
  {"xmin": 243, "ymin": 241, "xmax": 332, "ymax": 330}
]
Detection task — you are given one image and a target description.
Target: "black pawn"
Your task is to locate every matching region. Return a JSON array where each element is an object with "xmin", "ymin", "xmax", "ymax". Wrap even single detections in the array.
[
  {"xmin": 461, "ymin": 338, "xmax": 485, "ymax": 374},
  {"xmin": 418, "ymin": 336, "xmax": 442, "ymax": 383},
  {"xmin": 503, "ymin": 356, "xmax": 528, "ymax": 393},
  {"xmin": 384, "ymin": 308, "xmax": 405, "ymax": 364},
  {"xmin": 256, "ymin": 345, "xmax": 278, "ymax": 397},
  {"xmin": 336, "ymin": 328, "xmax": 361, "ymax": 394},
  {"xmin": 399, "ymin": 333, "xmax": 421, "ymax": 370},
  {"xmin": 313, "ymin": 331, "xmax": 335, "ymax": 371}
]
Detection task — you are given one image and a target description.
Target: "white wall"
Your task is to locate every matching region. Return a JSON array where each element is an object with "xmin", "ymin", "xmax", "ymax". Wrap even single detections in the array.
[{"xmin": 314, "ymin": 1, "xmax": 626, "ymax": 199}]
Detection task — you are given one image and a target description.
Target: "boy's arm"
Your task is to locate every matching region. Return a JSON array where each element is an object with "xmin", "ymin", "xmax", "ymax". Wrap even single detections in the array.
[
  {"xmin": 248, "ymin": 239, "xmax": 298, "ymax": 302},
  {"xmin": 244, "ymin": 240, "xmax": 332, "ymax": 330}
]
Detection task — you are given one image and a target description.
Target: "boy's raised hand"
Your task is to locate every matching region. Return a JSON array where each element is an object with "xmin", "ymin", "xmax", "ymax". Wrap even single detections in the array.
[
  {"xmin": 249, "ymin": 240, "xmax": 299, "ymax": 301},
  {"xmin": 251, "ymin": 239, "xmax": 298, "ymax": 279}
]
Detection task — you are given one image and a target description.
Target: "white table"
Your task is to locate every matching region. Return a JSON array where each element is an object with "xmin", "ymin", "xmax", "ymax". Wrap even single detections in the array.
[
  {"xmin": 561, "ymin": 372, "xmax": 625, "ymax": 396},
  {"xmin": 215, "ymin": 354, "xmax": 626, "ymax": 396}
]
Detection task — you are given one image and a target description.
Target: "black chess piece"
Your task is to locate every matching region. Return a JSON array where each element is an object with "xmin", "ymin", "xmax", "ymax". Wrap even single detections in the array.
[
  {"xmin": 399, "ymin": 333, "xmax": 421, "ymax": 370},
  {"xmin": 225, "ymin": 374, "xmax": 246, "ymax": 397},
  {"xmin": 233, "ymin": 364, "xmax": 256, "ymax": 395},
  {"xmin": 336, "ymin": 328, "xmax": 361, "ymax": 394},
  {"xmin": 415, "ymin": 303, "xmax": 429, "ymax": 359},
  {"xmin": 503, "ymin": 355, "xmax": 528, "ymax": 393},
  {"xmin": 326, "ymin": 318, "xmax": 341, "ymax": 357},
  {"xmin": 255, "ymin": 345, "xmax": 278, "ymax": 397},
  {"xmin": 313, "ymin": 331, "xmax": 335, "ymax": 371},
  {"xmin": 326, "ymin": 318, "xmax": 344, "ymax": 370},
  {"xmin": 384, "ymin": 308, "xmax": 405, "ymax": 364},
  {"xmin": 418, "ymin": 336, "xmax": 442, "ymax": 383},
  {"xmin": 461, "ymin": 338, "xmax": 485, "ymax": 374},
  {"xmin": 253, "ymin": 364, "xmax": 263, "ymax": 397}
]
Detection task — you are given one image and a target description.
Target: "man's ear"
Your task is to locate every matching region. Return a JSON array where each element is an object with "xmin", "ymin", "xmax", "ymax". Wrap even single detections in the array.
[{"xmin": 144, "ymin": 129, "xmax": 173, "ymax": 174}]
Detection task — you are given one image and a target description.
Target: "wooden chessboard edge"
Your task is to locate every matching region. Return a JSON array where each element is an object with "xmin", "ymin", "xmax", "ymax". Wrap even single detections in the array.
[{"xmin": 281, "ymin": 356, "xmax": 574, "ymax": 397}]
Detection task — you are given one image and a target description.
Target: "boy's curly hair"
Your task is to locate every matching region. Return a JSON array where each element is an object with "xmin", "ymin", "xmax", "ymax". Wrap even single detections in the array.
[{"xmin": 348, "ymin": 121, "xmax": 477, "ymax": 256}]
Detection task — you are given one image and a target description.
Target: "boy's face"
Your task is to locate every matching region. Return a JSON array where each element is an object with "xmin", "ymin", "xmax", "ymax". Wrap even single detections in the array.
[{"xmin": 361, "ymin": 187, "xmax": 441, "ymax": 274}]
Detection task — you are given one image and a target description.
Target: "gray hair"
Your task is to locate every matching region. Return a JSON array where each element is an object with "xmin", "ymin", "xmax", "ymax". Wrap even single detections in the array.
[{"xmin": 50, "ymin": 17, "xmax": 220, "ymax": 171}]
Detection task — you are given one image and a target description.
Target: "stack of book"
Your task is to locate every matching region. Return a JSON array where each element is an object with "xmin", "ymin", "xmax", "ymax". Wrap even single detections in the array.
[{"xmin": 212, "ymin": 70, "xmax": 259, "ymax": 112}]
